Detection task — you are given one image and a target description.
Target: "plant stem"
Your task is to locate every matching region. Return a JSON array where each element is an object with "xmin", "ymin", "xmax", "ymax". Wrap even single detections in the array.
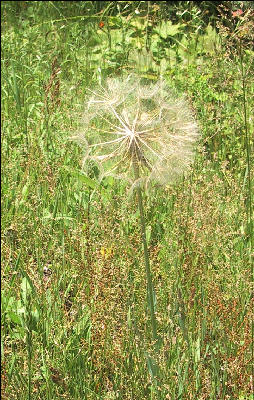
[{"xmin": 133, "ymin": 162, "xmax": 157, "ymax": 342}]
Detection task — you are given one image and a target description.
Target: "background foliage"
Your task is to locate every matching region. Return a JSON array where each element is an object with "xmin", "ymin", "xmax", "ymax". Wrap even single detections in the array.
[{"xmin": 1, "ymin": 1, "xmax": 253, "ymax": 399}]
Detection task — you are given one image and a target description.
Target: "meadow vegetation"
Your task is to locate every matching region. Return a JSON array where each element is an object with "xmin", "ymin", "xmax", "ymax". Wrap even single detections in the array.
[{"xmin": 1, "ymin": 1, "xmax": 253, "ymax": 399}]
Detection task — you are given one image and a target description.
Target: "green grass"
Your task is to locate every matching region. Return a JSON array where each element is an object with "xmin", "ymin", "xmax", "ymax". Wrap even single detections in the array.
[{"xmin": 1, "ymin": 2, "xmax": 253, "ymax": 399}]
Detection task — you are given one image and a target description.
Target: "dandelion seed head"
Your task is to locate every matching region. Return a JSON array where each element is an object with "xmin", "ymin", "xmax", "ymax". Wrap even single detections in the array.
[{"xmin": 75, "ymin": 75, "xmax": 200, "ymax": 186}]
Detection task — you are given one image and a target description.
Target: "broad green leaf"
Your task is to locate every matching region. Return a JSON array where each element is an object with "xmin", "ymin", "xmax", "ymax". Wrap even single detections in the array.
[
  {"xmin": 63, "ymin": 167, "xmax": 98, "ymax": 190},
  {"xmin": 76, "ymin": 174, "xmax": 98, "ymax": 189},
  {"xmin": 7, "ymin": 310, "xmax": 22, "ymax": 325},
  {"xmin": 154, "ymin": 21, "xmax": 181, "ymax": 39}
]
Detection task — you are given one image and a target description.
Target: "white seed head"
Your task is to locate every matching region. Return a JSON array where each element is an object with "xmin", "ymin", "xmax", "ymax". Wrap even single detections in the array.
[{"xmin": 74, "ymin": 75, "xmax": 200, "ymax": 186}]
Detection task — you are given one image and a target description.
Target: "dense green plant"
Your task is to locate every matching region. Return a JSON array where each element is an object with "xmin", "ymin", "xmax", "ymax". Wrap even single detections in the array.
[{"xmin": 1, "ymin": 1, "xmax": 253, "ymax": 399}]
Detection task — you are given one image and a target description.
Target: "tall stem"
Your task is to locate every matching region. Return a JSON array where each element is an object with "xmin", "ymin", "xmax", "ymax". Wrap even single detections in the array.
[{"xmin": 133, "ymin": 162, "xmax": 157, "ymax": 341}]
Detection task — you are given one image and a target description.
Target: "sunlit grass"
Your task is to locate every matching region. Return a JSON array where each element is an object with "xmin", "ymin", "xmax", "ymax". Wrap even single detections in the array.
[{"xmin": 1, "ymin": 2, "xmax": 253, "ymax": 399}]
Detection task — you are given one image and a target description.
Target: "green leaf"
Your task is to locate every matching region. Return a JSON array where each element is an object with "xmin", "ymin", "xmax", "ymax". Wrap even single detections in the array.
[
  {"xmin": 21, "ymin": 277, "xmax": 32, "ymax": 304},
  {"xmin": 32, "ymin": 309, "xmax": 39, "ymax": 323},
  {"xmin": 63, "ymin": 167, "xmax": 98, "ymax": 190},
  {"xmin": 154, "ymin": 21, "xmax": 181, "ymax": 39},
  {"xmin": 145, "ymin": 352, "xmax": 159, "ymax": 379},
  {"xmin": 7, "ymin": 310, "xmax": 22, "ymax": 325},
  {"xmin": 146, "ymin": 225, "xmax": 151, "ymax": 243},
  {"xmin": 194, "ymin": 337, "xmax": 201, "ymax": 363},
  {"xmin": 77, "ymin": 174, "xmax": 98, "ymax": 189}
]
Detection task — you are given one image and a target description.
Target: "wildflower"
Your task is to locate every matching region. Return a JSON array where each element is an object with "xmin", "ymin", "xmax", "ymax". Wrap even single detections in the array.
[
  {"xmin": 232, "ymin": 9, "xmax": 243, "ymax": 18},
  {"xmin": 75, "ymin": 75, "xmax": 199, "ymax": 187}
]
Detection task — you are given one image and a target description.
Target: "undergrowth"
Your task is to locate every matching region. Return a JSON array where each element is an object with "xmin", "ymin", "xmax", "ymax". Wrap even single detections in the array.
[{"xmin": 1, "ymin": 2, "xmax": 253, "ymax": 399}]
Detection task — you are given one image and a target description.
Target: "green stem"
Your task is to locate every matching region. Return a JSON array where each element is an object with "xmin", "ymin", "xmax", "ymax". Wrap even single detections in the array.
[{"xmin": 133, "ymin": 162, "xmax": 157, "ymax": 341}]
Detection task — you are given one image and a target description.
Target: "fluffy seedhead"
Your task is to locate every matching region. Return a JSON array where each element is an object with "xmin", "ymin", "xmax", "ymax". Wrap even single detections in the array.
[{"xmin": 75, "ymin": 75, "xmax": 199, "ymax": 187}]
